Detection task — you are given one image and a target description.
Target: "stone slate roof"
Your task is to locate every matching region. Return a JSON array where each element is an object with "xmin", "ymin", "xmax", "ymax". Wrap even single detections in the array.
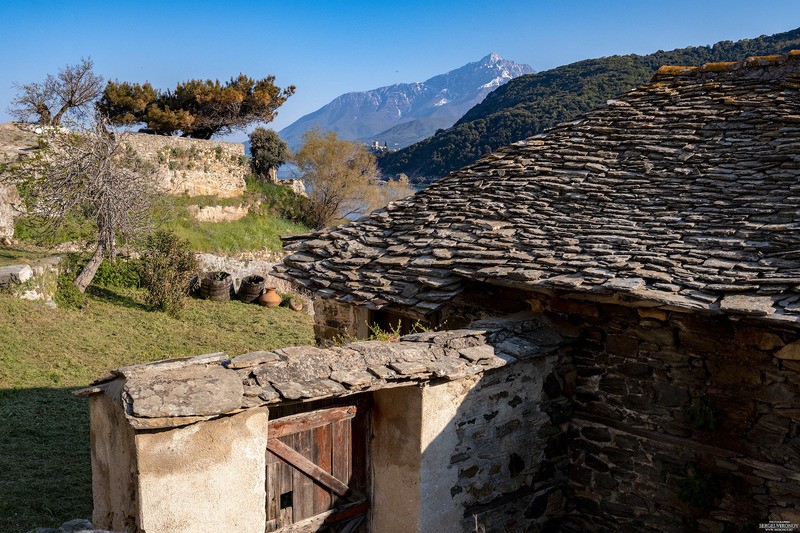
[
  {"xmin": 76, "ymin": 314, "xmax": 564, "ymax": 429},
  {"xmin": 276, "ymin": 52, "xmax": 800, "ymax": 323}
]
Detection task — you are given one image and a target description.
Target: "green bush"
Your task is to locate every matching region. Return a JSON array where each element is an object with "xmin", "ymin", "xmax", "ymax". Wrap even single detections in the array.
[
  {"xmin": 138, "ymin": 230, "xmax": 197, "ymax": 316},
  {"xmin": 52, "ymin": 254, "xmax": 88, "ymax": 309},
  {"xmin": 244, "ymin": 175, "xmax": 312, "ymax": 227},
  {"xmin": 93, "ymin": 258, "xmax": 141, "ymax": 288},
  {"xmin": 54, "ymin": 272, "xmax": 87, "ymax": 309}
]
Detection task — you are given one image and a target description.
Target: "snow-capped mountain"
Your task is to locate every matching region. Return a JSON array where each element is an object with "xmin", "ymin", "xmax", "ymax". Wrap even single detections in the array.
[{"xmin": 279, "ymin": 53, "xmax": 534, "ymax": 150}]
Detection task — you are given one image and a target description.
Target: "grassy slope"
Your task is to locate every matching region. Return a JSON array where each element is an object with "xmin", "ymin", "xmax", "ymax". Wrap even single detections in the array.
[
  {"xmin": 0, "ymin": 287, "xmax": 314, "ymax": 532},
  {"xmin": 13, "ymin": 178, "xmax": 311, "ymax": 256},
  {"xmin": 170, "ymin": 209, "xmax": 309, "ymax": 255},
  {"xmin": 0, "ymin": 245, "xmax": 55, "ymax": 267}
]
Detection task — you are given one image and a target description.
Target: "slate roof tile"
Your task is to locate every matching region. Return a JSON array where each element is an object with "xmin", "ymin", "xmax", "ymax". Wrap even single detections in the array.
[{"xmin": 277, "ymin": 52, "xmax": 800, "ymax": 322}]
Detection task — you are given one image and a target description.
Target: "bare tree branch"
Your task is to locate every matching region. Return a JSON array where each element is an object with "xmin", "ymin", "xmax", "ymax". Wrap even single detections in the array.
[
  {"xmin": 8, "ymin": 58, "xmax": 103, "ymax": 125},
  {"xmin": 0, "ymin": 115, "xmax": 157, "ymax": 291}
]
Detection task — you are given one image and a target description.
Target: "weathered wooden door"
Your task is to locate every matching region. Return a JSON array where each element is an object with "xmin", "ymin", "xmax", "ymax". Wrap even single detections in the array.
[{"xmin": 266, "ymin": 398, "xmax": 370, "ymax": 532}]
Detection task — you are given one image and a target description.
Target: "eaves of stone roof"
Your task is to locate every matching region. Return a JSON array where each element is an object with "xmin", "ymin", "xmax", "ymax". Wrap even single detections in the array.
[
  {"xmin": 75, "ymin": 314, "xmax": 563, "ymax": 429},
  {"xmin": 276, "ymin": 51, "xmax": 800, "ymax": 323}
]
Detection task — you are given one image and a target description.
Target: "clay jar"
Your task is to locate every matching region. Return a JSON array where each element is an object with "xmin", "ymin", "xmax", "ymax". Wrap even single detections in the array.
[{"xmin": 259, "ymin": 287, "xmax": 282, "ymax": 308}]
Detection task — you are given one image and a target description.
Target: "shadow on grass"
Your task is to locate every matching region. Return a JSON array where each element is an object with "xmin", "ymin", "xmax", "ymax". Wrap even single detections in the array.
[
  {"xmin": 87, "ymin": 285, "xmax": 149, "ymax": 311},
  {"xmin": 0, "ymin": 387, "xmax": 92, "ymax": 533}
]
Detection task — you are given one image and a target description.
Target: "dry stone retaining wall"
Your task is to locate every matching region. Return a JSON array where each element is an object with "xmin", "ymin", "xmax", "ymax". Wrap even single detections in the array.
[
  {"xmin": 123, "ymin": 133, "xmax": 247, "ymax": 198},
  {"xmin": 0, "ymin": 257, "xmax": 61, "ymax": 304},
  {"xmin": 195, "ymin": 252, "xmax": 296, "ymax": 293}
]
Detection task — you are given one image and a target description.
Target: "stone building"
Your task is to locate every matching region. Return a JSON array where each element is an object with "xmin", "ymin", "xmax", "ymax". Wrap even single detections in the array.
[
  {"xmin": 84, "ymin": 53, "xmax": 800, "ymax": 532},
  {"xmin": 274, "ymin": 52, "xmax": 800, "ymax": 530}
]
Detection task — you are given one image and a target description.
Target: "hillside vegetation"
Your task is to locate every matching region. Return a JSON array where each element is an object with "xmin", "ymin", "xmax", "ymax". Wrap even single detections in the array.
[{"xmin": 378, "ymin": 27, "xmax": 800, "ymax": 181}]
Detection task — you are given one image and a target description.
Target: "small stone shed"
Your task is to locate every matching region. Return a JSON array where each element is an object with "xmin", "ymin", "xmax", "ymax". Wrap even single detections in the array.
[
  {"xmin": 79, "ymin": 314, "xmax": 568, "ymax": 532},
  {"xmin": 273, "ymin": 53, "xmax": 800, "ymax": 530}
]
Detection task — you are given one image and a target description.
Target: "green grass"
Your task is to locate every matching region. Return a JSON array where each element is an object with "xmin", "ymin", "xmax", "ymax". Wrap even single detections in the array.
[
  {"xmin": 169, "ymin": 210, "xmax": 309, "ymax": 254},
  {"xmin": 164, "ymin": 178, "xmax": 311, "ymax": 254},
  {"xmin": 0, "ymin": 245, "xmax": 55, "ymax": 267},
  {"xmin": 13, "ymin": 212, "xmax": 97, "ymax": 248},
  {"xmin": 0, "ymin": 286, "xmax": 314, "ymax": 532},
  {"xmin": 12, "ymin": 177, "xmax": 312, "ymax": 255}
]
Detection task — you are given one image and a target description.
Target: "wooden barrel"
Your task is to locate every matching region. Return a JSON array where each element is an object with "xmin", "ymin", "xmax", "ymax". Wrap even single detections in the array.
[
  {"xmin": 200, "ymin": 271, "xmax": 233, "ymax": 301},
  {"xmin": 237, "ymin": 275, "xmax": 265, "ymax": 303}
]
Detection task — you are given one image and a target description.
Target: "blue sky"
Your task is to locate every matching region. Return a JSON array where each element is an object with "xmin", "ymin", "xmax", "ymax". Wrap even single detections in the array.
[{"xmin": 1, "ymin": 1, "xmax": 800, "ymax": 141}]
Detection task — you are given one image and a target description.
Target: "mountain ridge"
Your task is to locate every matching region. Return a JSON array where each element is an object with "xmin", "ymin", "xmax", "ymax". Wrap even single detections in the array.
[
  {"xmin": 378, "ymin": 27, "xmax": 800, "ymax": 182},
  {"xmin": 278, "ymin": 53, "xmax": 534, "ymax": 150}
]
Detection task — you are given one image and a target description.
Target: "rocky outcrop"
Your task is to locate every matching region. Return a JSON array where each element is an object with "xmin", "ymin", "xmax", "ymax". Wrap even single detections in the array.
[
  {"xmin": 0, "ymin": 122, "xmax": 38, "ymax": 238},
  {"xmin": 0, "ymin": 183, "xmax": 21, "ymax": 239}
]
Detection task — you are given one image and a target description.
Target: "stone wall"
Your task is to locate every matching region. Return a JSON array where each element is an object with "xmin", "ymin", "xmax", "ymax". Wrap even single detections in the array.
[
  {"xmin": 371, "ymin": 351, "xmax": 569, "ymax": 533},
  {"xmin": 433, "ymin": 354, "xmax": 569, "ymax": 532},
  {"xmin": 312, "ymin": 298, "xmax": 370, "ymax": 342},
  {"xmin": 534, "ymin": 293, "xmax": 800, "ymax": 532},
  {"xmin": 0, "ymin": 257, "xmax": 61, "ymax": 305},
  {"xmin": 123, "ymin": 133, "xmax": 247, "ymax": 198},
  {"xmin": 341, "ymin": 281, "xmax": 800, "ymax": 530},
  {"xmin": 90, "ymin": 389, "xmax": 270, "ymax": 533}
]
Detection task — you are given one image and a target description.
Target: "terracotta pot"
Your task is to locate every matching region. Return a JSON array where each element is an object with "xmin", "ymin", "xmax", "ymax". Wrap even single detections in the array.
[{"xmin": 259, "ymin": 287, "xmax": 282, "ymax": 308}]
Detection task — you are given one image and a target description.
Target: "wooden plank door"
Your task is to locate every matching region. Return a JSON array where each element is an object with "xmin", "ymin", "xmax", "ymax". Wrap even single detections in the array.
[{"xmin": 266, "ymin": 398, "xmax": 370, "ymax": 532}]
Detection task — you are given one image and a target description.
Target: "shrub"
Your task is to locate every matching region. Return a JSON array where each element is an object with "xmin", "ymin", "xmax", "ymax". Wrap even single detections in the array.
[
  {"xmin": 54, "ymin": 255, "xmax": 90, "ymax": 308},
  {"xmin": 54, "ymin": 272, "xmax": 87, "ymax": 308},
  {"xmin": 93, "ymin": 258, "xmax": 141, "ymax": 288},
  {"xmin": 138, "ymin": 230, "xmax": 197, "ymax": 316}
]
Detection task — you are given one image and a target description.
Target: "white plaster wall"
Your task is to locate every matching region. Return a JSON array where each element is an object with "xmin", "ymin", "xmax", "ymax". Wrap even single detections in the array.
[
  {"xmin": 371, "ymin": 386, "xmax": 423, "ymax": 532},
  {"xmin": 90, "ymin": 392, "xmax": 139, "ymax": 531},
  {"xmin": 419, "ymin": 379, "xmax": 475, "ymax": 532},
  {"xmin": 134, "ymin": 408, "xmax": 269, "ymax": 533}
]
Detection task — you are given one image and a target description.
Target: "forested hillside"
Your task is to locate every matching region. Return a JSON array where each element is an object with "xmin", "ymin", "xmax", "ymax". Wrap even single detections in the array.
[{"xmin": 378, "ymin": 27, "xmax": 800, "ymax": 181}]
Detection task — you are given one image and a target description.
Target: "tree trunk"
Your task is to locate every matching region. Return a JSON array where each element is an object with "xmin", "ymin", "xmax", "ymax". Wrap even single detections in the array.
[
  {"xmin": 36, "ymin": 104, "xmax": 52, "ymax": 125},
  {"xmin": 51, "ymin": 104, "xmax": 70, "ymax": 126},
  {"xmin": 74, "ymin": 241, "xmax": 106, "ymax": 293},
  {"xmin": 257, "ymin": 167, "xmax": 278, "ymax": 183}
]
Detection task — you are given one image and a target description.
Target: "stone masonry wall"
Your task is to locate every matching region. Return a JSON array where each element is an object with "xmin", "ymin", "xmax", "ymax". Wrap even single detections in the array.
[
  {"xmin": 123, "ymin": 133, "xmax": 247, "ymax": 198},
  {"xmin": 317, "ymin": 286, "xmax": 800, "ymax": 530},
  {"xmin": 531, "ymin": 292, "xmax": 800, "ymax": 532},
  {"xmin": 440, "ymin": 353, "xmax": 571, "ymax": 532},
  {"xmin": 313, "ymin": 298, "xmax": 370, "ymax": 342}
]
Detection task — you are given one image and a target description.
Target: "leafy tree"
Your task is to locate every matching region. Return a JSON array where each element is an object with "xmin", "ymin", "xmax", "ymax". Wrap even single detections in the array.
[
  {"xmin": 9, "ymin": 58, "xmax": 104, "ymax": 125},
  {"xmin": 98, "ymin": 74, "xmax": 295, "ymax": 139},
  {"xmin": 375, "ymin": 173, "xmax": 415, "ymax": 206},
  {"xmin": 139, "ymin": 229, "xmax": 198, "ymax": 316},
  {"xmin": 293, "ymin": 129, "xmax": 416, "ymax": 229},
  {"xmin": 0, "ymin": 116, "xmax": 157, "ymax": 292},
  {"xmin": 249, "ymin": 127, "xmax": 290, "ymax": 182},
  {"xmin": 293, "ymin": 129, "xmax": 380, "ymax": 229},
  {"xmin": 95, "ymin": 81, "xmax": 156, "ymax": 125}
]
